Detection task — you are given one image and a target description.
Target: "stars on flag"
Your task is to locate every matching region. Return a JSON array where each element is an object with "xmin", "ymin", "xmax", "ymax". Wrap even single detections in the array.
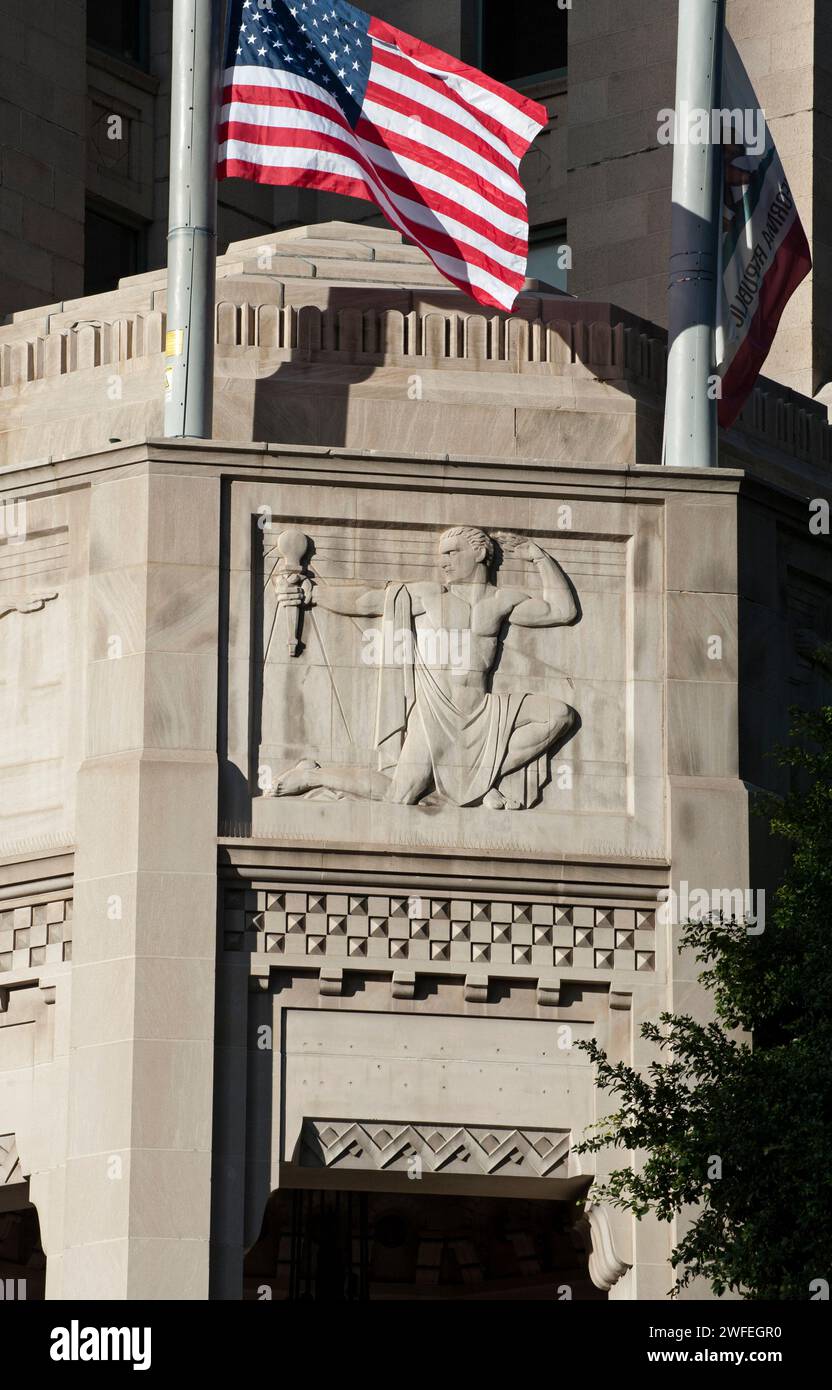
[
  {"xmin": 221, "ymin": 0, "xmax": 547, "ymax": 315},
  {"xmin": 225, "ymin": 0, "xmax": 372, "ymax": 127}
]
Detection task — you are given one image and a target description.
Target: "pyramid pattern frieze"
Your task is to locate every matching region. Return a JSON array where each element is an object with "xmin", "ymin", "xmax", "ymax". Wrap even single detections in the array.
[
  {"xmin": 0, "ymin": 897, "xmax": 72, "ymax": 977},
  {"xmin": 223, "ymin": 888, "xmax": 656, "ymax": 974}
]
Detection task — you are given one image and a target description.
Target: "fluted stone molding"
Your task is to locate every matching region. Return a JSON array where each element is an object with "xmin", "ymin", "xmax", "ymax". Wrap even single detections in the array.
[{"xmin": 1, "ymin": 223, "xmax": 828, "ymax": 469}]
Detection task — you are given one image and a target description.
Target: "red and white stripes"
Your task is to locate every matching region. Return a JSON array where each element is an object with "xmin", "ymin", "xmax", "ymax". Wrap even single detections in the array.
[{"xmin": 219, "ymin": 17, "xmax": 547, "ymax": 311}]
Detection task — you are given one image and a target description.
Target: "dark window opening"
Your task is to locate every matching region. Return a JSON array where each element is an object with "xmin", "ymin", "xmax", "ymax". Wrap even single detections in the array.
[
  {"xmin": 87, "ymin": 0, "xmax": 150, "ymax": 70},
  {"xmin": 527, "ymin": 223, "xmax": 570, "ymax": 293},
  {"xmin": 84, "ymin": 206, "xmax": 144, "ymax": 297},
  {"xmin": 478, "ymin": 0, "xmax": 568, "ymax": 85},
  {"xmin": 0, "ymin": 1199, "xmax": 46, "ymax": 1300}
]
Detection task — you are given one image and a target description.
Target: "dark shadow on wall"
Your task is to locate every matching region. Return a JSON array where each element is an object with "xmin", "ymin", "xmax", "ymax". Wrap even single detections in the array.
[
  {"xmin": 208, "ymin": 904, "xmax": 276, "ymax": 1300},
  {"xmin": 738, "ymin": 490, "xmax": 832, "ymax": 906},
  {"xmin": 241, "ymin": 1185, "xmax": 605, "ymax": 1301},
  {"xmin": 0, "ymin": 1183, "xmax": 46, "ymax": 1300}
]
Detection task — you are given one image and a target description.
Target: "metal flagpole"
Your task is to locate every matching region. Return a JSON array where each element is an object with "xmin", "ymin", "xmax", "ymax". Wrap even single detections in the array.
[
  {"xmin": 163, "ymin": 0, "xmax": 221, "ymax": 438},
  {"xmin": 664, "ymin": 0, "xmax": 726, "ymax": 468}
]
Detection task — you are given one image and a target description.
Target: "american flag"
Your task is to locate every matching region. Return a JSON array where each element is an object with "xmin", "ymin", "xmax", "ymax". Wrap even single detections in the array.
[{"xmin": 218, "ymin": 0, "xmax": 548, "ymax": 310}]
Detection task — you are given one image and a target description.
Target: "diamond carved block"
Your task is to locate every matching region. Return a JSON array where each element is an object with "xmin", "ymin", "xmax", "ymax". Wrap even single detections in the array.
[{"xmin": 232, "ymin": 886, "xmax": 661, "ymax": 981}]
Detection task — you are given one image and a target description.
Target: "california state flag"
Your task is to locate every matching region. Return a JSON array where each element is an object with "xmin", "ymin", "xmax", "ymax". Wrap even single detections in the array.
[{"xmin": 716, "ymin": 33, "xmax": 812, "ymax": 428}]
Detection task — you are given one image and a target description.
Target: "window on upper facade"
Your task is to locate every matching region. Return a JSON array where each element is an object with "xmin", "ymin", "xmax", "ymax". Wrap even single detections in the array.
[
  {"xmin": 526, "ymin": 224, "xmax": 569, "ymax": 293},
  {"xmin": 87, "ymin": 0, "xmax": 150, "ymax": 70},
  {"xmin": 84, "ymin": 205, "xmax": 145, "ymax": 297},
  {"xmin": 477, "ymin": 0, "xmax": 568, "ymax": 85}
]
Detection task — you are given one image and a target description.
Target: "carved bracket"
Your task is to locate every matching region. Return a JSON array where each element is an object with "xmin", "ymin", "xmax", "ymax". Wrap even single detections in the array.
[{"xmin": 574, "ymin": 1201, "xmax": 632, "ymax": 1292}]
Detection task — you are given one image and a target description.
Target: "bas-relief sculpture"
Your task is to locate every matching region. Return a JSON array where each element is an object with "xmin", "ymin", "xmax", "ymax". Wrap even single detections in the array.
[
  {"xmin": 264, "ymin": 526, "xmax": 580, "ymax": 812},
  {"xmin": 0, "ymin": 590, "xmax": 58, "ymax": 619}
]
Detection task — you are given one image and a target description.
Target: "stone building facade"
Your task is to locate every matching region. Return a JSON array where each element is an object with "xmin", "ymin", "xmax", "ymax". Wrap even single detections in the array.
[
  {"xmin": 0, "ymin": 0, "xmax": 829, "ymax": 402},
  {"xmin": 0, "ymin": 223, "xmax": 830, "ymax": 1298}
]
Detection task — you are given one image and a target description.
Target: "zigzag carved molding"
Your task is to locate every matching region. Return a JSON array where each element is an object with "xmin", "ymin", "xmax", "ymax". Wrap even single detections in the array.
[{"xmin": 297, "ymin": 1118, "xmax": 571, "ymax": 1179}]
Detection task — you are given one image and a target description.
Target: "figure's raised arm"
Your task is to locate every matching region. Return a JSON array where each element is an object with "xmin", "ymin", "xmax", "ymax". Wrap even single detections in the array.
[{"xmin": 494, "ymin": 533, "xmax": 578, "ymax": 628}]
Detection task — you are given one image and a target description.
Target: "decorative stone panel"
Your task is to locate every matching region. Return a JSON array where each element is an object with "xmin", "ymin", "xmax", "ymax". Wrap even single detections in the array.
[
  {"xmin": 223, "ymin": 887, "xmax": 655, "ymax": 975},
  {"xmin": 297, "ymin": 1119, "xmax": 571, "ymax": 1179},
  {"xmin": 0, "ymin": 898, "xmax": 72, "ymax": 976}
]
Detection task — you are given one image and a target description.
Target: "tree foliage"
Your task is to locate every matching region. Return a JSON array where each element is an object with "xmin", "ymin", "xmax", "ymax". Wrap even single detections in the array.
[{"xmin": 575, "ymin": 699, "xmax": 832, "ymax": 1299}]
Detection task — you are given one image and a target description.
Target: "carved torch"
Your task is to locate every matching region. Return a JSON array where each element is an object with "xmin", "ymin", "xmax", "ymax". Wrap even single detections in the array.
[{"xmin": 272, "ymin": 529, "xmax": 313, "ymax": 656}]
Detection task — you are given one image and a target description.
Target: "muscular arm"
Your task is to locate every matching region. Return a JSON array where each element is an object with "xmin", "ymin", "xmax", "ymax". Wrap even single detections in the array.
[
  {"xmin": 311, "ymin": 579, "xmax": 428, "ymax": 618},
  {"xmin": 504, "ymin": 546, "xmax": 578, "ymax": 628},
  {"xmin": 313, "ymin": 581, "xmax": 387, "ymax": 617}
]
